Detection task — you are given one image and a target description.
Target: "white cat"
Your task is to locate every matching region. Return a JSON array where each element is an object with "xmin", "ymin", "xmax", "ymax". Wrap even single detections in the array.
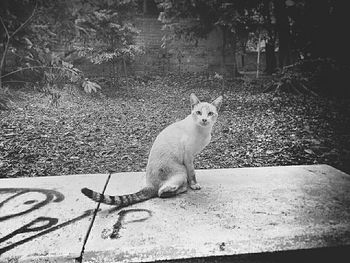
[{"xmin": 81, "ymin": 93, "xmax": 222, "ymax": 207}]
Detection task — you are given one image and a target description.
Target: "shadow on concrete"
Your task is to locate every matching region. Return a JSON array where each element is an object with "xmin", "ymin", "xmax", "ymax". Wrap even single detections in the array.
[{"xmin": 155, "ymin": 246, "xmax": 350, "ymax": 263}]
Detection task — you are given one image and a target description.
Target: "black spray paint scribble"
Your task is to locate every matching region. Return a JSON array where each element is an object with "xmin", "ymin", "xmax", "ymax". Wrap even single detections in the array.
[
  {"xmin": 101, "ymin": 208, "xmax": 152, "ymax": 239},
  {"xmin": 0, "ymin": 210, "xmax": 94, "ymax": 255},
  {"xmin": 0, "ymin": 188, "xmax": 64, "ymax": 222},
  {"xmin": 0, "ymin": 188, "xmax": 93, "ymax": 255},
  {"xmin": 0, "ymin": 216, "xmax": 59, "ymax": 245}
]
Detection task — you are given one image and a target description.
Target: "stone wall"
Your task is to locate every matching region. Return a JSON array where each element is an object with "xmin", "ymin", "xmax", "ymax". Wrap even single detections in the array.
[
  {"xmin": 4, "ymin": 16, "xmax": 266, "ymax": 80},
  {"xmin": 132, "ymin": 16, "xmax": 266, "ymax": 76}
]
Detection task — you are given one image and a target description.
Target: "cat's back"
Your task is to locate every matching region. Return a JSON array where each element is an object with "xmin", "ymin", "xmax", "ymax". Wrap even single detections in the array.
[
  {"xmin": 154, "ymin": 117, "xmax": 189, "ymax": 145},
  {"xmin": 148, "ymin": 116, "xmax": 191, "ymax": 157}
]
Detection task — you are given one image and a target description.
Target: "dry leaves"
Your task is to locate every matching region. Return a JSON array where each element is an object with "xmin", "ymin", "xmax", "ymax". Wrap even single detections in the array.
[{"xmin": 1, "ymin": 74, "xmax": 349, "ymax": 178}]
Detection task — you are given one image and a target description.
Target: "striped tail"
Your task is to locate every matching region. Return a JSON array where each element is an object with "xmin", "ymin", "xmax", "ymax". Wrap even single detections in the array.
[{"xmin": 81, "ymin": 187, "xmax": 157, "ymax": 208}]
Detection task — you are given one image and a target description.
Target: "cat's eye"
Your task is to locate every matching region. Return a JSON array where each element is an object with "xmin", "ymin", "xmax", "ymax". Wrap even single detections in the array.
[
  {"xmin": 196, "ymin": 111, "xmax": 202, "ymax": 115},
  {"xmin": 208, "ymin": 111, "xmax": 214, "ymax": 116}
]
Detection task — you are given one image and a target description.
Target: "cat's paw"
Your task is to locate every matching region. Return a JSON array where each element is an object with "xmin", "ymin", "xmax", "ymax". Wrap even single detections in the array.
[{"xmin": 190, "ymin": 182, "xmax": 201, "ymax": 190}]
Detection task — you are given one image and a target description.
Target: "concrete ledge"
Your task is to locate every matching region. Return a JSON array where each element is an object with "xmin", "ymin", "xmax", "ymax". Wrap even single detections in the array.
[
  {"xmin": 1, "ymin": 165, "xmax": 350, "ymax": 263},
  {"xmin": 83, "ymin": 165, "xmax": 350, "ymax": 263},
  {"xmin": 0, "ymin": 174, "xmax": 109, "ymax": 262}
]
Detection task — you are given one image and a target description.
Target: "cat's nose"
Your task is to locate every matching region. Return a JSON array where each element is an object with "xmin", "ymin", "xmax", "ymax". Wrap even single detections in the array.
[{"xmin": 202, "ymin": 119, "xmax": 207, "ymax": 123}]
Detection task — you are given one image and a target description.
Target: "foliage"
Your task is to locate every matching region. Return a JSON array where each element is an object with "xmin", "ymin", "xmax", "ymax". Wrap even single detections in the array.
[
  {"xmin": 82, "ymin": 79, "xmax": 101, "ymax": 93},
  {"xmin": 158, "ymin": 0, "xmax": 259, "ymax": 43},
  {"xmin": 246, "ymin": 0, "xmax": 350, "ymax": 91},
  {"xmin": 158, "ymin": 0, "xmax": 349, "ymax": 78},
  {"xmin": 263, "ymin": 57, "xmax": 350, "ymax": 97},
  {"xmin": 74, "ymin": 1, "xmax": 144, "ymax": 66},
  {"xmin": 0, "ymin": 1, "xmax": 78, "ymax": 88},
  {"xmin": 284, "ymin": 1, "xmax": 349, "ymax": 63},
  {"xmin": 0, "ymin": 0, "xmax": 142, "ymax": 100},
  {"xmin": 157, "ymin": 0, "xmax": 261, "ymax": 77}
]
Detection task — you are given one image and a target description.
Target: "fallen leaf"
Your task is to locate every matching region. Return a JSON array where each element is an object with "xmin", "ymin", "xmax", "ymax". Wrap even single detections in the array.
[{"xmin": 304, "ymin": 149, "xmax": 315, "ymax": 155}]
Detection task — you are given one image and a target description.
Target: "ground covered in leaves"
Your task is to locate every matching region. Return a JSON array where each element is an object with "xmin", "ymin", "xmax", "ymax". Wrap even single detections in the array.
[{"xmin": 1, "ymin": 73, "xmax": 350, "ymax": 178}]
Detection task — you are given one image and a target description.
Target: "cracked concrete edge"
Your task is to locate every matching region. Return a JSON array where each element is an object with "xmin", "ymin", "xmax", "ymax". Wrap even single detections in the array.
[{"xmin": 77, "ymin": 172, "xmax": 112, "ymax": 263}]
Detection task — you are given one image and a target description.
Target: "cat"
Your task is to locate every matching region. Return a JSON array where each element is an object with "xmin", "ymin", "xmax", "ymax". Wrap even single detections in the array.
[{"xmin": 81, "ymin": 93, "xmax": 222, "ymax": 208}]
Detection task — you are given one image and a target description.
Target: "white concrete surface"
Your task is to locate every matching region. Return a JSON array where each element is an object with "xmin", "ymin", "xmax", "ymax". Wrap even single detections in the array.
[
  {"xmin": 0, "ymin": 174, "xmax": 109, "ymax": 262},
  {"xmin": 1, "ymin": 165, "xmax": 349, "ymax": 263},
  {"xmin": 82, "ymin": 165, "xmax": 350, "ymax": 263}
]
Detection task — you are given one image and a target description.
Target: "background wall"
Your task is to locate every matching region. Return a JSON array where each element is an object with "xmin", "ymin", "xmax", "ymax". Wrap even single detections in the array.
[{"xmin": 4, "ymin": 17, "xmax": 266, "ymax": 79}]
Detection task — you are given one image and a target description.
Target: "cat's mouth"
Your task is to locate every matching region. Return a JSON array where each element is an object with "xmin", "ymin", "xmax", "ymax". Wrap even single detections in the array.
[{"xmin": 200, "ymin": 122, "xmax": 209, "ymax": 127}]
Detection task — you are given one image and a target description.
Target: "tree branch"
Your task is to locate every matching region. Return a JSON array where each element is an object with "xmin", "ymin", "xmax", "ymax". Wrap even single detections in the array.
[
  {"xmin": 11, "ymin": 1, "xmax": 38, "ymax": 38},
  {"xmin": 0, "ymin": 16, "xmax": 10, "ymax": 39}
]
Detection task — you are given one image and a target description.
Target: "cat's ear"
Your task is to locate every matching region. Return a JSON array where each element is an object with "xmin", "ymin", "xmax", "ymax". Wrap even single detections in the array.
[
  {"xmin": 190, "ymin": 93, "xmax": 200, "ymax": 108},
  {"xmin": 212, "ymin": 95, "xmax": 223, "ymax": 111}
]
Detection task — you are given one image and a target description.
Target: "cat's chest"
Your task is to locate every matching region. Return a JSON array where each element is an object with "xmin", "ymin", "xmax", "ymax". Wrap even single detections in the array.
[{"xmin": 185, "ymin": 133, "xmax": 211, "ymax": 156}]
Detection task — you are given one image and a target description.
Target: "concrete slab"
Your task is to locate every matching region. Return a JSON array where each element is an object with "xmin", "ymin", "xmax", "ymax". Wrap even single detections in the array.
[
  {"xmin": 0, "ymin": 173, "xmax": 109, "ymax": 263},
  {"xmin": 82, "ymin": 165, "xmax": 350, "ymax": 263}
]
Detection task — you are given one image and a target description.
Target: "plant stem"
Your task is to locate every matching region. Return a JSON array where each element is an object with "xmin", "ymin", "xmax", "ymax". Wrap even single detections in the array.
[
  {"xmin": 0, "ymin": 66, "xmax": 80, "ymax": 80},
  {"xmin": 123, "ymin": 56, "xmax": 129, "ymax": 91}
]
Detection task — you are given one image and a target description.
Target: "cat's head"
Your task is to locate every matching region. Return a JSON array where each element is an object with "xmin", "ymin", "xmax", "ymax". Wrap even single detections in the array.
[{"xmin": 190, "ymin": 93, "xmax": 223, "ymax": 128}]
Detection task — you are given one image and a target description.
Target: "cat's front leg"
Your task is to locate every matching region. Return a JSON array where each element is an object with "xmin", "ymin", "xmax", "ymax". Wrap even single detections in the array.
[
  {"xmin": 189, "ymin": 176, "xmax": 201, "ymax": 190},
  {"xmin": 184, "ymin": 154, "xmax": 201, "ymax": 190}
]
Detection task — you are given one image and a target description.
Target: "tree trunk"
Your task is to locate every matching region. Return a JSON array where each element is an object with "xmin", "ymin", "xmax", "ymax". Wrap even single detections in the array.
[
  {"xmin": 218, "ymin": 25, "xmax": 240, "ymax": 79},
  {"xmin": 231, "ymin": 34, "xmax": 238, "ymax": 79},
  {"xmin": 0, "ymin": 38, "xmax": 10, "ymax": 89},
  {"xmin": 262, "ymin": 0, "xmax": 277, "ymax": 75},
  {"xmin": 265, "ymin": 40, "xmax": 276, "ymax": 74},
  {"xmin": 274, "ymin": 0, "xmax": 291, "ymax": 68},
  {"xmin": 219, "ymin": 25, "xmax": 227, "ymax": 77}
]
